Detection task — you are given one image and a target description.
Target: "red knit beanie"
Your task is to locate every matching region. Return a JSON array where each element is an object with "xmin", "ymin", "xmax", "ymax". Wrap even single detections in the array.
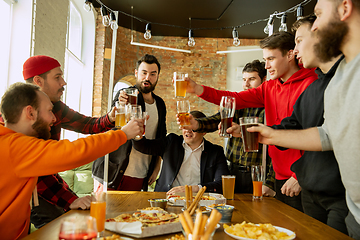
[{"xmin": 23, "ymin": 55, "xmax": 61, "ymax": 80}]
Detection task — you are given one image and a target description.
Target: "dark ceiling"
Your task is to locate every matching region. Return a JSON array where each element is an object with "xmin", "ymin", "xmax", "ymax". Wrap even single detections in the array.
[{"xmin": 93, "ymin": 0, "xmax": 316, "ymax": 39}]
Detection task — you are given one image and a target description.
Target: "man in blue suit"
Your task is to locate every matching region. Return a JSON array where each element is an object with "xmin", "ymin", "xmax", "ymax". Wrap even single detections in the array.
[{"xmin": 132, "ymin": 111, "xmax": 229, "ymax": 194}]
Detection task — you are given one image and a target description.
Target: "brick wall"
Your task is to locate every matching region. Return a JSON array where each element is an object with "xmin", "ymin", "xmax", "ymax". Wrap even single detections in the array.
[
  {"xmin": 32, "ymin": 0, "xmax": 68, "ymax": 66},
  {"xmin": 93, "ymin": 15, "xmax": 260, "ymax": 146}
]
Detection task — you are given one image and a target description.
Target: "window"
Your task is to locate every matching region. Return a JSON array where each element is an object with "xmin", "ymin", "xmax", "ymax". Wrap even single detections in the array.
[
  {"xmin": 0, "ymin": 0, "xmax": 12, "ymax": 97},
  {"xmin": 67, "ymin": 1, "xmax": 82, "ymax": 58}
]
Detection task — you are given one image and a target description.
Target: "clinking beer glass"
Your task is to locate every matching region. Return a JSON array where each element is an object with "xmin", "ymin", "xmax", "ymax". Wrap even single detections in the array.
[
  {"xmin": 240, "ymin": 117, "xmax": 259, "ymax": 152},
  {"xmin": 219, "ymin": 96, "xmax": 236, "ymax": 138},
  {"xmin": 177, "ymin": 100, "xmax": 191, "ymax": 127},
  {"xmin": 173, "ymin": 72, "xmax": 188, "ymax": 98}
]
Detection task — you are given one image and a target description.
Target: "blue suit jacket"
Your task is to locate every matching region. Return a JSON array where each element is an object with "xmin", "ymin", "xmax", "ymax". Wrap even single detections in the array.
[{"xmin": 132, "ymin": 133, "xmax": 230, "ymax": 193}]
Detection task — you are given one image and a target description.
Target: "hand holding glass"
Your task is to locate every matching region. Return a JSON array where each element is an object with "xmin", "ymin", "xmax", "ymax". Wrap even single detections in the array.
[
  {"xmin": 115, "ymin": 102, "xmax": 129, "ymax": 129},
  {"xmin": 219, "ymin": 96, "xmax": 236, "ymax": 138},
  {"xmin": 177, "ymin": 100, "xmax": 191, "ymax": 127},
  {"xmin": 240, "ymin": 117, "xmax": 259, "ymax": 152},
  {"xmin": 125, "ymin": 88, "xmax": 138, "ymax": 106}
]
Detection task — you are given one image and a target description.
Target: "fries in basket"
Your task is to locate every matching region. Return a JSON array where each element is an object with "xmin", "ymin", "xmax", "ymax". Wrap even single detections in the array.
[{"xmin": 224, "ymin": 222, "xmax": 295, "ymax": 240}]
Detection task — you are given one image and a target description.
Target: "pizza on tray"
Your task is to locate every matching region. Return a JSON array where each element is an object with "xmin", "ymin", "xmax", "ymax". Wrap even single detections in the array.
[
  {"xmin": 168, "ymin": 195, "xmax": 217, "ymax": 201},
  {"xmin": 106, "ymin": 211, "xmax": 179, "ymax": 227}
]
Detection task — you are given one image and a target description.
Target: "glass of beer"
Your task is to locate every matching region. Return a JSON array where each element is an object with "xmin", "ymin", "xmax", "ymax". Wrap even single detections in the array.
[
  {"xmin": 177, "ymin": 100, "xmax": 191, "ymax": 127},
  {"xmin": 115, "ymin": 102, "xmax": 128, "ymax": 129},
  {"xmin": 174, "ymin": 72, "xmax": 188, "ymax": 98},
  {"xmin": 240, "ymin": 117, "xmax": 259, "ymax": 152},
  {"xmin": 125, "ymin": 88, "xmax": 138, "ymax": 106},
  {"xmin": 90, "ymin": 192, "xmax": 106, "ymax": 237},
  {"xmin": 219, "ymin": 96, "xmax": 236, "ymax": 138},
  {"xmin": 251, "ymin": 165, "xmax": 264, "ymax": 201},
  {"xmin": 59, "ymin": 216, "xmax": 97, "ymax": 240},
  {"xmin": 222, "ymin": 175, "xmax": 236, "ymax": 200}
]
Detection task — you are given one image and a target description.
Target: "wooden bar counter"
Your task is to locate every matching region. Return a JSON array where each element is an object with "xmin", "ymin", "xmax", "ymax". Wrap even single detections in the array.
[{"xmin": 22, "ymin": 191, "xmax": 352, "ymax": 240}]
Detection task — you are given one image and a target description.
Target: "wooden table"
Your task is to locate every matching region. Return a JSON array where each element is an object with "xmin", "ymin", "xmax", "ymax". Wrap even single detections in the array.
[{"xmin": 22, "ymin": 191, "xmax": 352, "ymax": 240}]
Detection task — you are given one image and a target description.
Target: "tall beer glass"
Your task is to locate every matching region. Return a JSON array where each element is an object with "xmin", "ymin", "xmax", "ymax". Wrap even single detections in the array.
[
  {"xmin": 174, "ymin": 72, "xmax": 188, "ymax": 98},
  {"xmin": 219, "ymin": 96, "xmax": 236, "ymax": 138}
]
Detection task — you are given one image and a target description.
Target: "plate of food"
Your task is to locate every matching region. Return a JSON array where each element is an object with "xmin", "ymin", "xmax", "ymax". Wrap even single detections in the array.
[
  {"xmin": 167, "ymin": 193, "xmax": 226, "ymax": 206},
  {"xmin": 224, "ymin": 222, "xmax": 295, "ymax": 240}
]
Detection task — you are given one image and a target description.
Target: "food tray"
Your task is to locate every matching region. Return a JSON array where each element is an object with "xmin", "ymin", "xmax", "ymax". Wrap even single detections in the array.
[{"xmin": 167, "ymin": 192, "xmax": 226, "ymax": 206}]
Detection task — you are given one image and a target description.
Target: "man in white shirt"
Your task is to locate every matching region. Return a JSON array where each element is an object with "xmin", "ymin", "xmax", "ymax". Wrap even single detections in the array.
[{"xmin": 132, "ymin": 111, "xmax": 230, "ymax": 194}]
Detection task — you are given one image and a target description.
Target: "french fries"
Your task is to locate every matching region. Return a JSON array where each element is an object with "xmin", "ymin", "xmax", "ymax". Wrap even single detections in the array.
[
  {"xmin": 179, "ymin": 209, "xmax": 222, "ymax": 240},
  {"xmin": 224, "ymin": 221, "xmax": 295, "ymax": 240}
]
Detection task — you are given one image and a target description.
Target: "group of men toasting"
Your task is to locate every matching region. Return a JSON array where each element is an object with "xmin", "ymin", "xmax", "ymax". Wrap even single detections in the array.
[{"xmin": 1, "ymin": 0, "xmax": 360, "ymax": 239}]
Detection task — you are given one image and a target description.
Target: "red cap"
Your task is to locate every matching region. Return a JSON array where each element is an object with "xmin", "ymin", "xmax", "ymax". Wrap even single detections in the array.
[{"xmin": 23, "ymin": 55, "xmax": 61, "ymax": 80}]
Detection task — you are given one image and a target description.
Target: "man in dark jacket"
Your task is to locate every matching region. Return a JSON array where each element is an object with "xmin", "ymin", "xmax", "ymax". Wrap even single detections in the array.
[{"xmin": 133, "ymin": 111, "xmax": 229, "ymax": 194}]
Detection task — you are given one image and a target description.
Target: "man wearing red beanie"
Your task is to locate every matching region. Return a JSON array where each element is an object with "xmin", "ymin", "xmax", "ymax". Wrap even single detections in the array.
[{"xmin": 1, "ymin": 55, "xmax": 117, "ymax": 229}]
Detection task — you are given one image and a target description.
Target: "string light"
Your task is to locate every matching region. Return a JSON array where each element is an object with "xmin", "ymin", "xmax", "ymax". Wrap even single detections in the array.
[
  {"xmin": 83, "ymin": 0, "xmax": 92, "ymax": 12},
  {"xmin": 144, "ymin": 23, "xmax": 152, "ymax": 40},
  {"xmin": 101, "ymin": 6, "xmax": 110, "ymax": 27},
  {"xmin": 279, "ymin": 14, "xmax": 287, "ymax": 32},
  {"xmin": 110, "ymin": 12, "xmax": 118, "ymax": 30},
  {"xmin": 232, "ymin": 28, "xmax": 240, "ymax": 46},
  {"xmin": 263, "ymin": 14, "xmax": 274, "ymax": 36},
  {"xmin": 188, "ymin": 30, "xmax": 195, "ymax": 47},
  {"xmin": 297, "ymin": 5, "xmax": 304, "ymax": 20}
]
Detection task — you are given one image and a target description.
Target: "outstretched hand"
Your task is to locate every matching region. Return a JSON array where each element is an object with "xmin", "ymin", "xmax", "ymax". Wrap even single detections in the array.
[
  {"xmin": 121, "ymin": 119, "xmax": 143, "ymax": 140},
  {"xmin": 176, "ymin": 113, "xmax": 199, "ymax": 131}
]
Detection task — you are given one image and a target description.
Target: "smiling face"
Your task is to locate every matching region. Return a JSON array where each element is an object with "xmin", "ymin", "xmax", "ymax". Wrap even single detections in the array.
[
  {"xmin": 242, "ymin": 71, "xmax": 263, "ymax": 90},
  {"xmin": 182, "ymin": 128, "xmax": 205, "ymax": 149},
  {"xmin": 31, "ymin": 91, "xmax": 56, "ymax": 140},
  {"xmin": 135, "ymin": 62, "xmax": 159, "ymax": 94},
  {"xmin": 294, "ymin": 23, "xmax": 319, "ymax": 68},
  {"xmin": 263, "ymin": 48, "xmax": 292, "ymax": 81},
  {"xmin": 39, "ymin": 67, "xmax": 66, "ymax": 102}
]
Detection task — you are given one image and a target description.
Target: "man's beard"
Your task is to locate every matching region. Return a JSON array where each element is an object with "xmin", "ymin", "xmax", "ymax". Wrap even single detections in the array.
[
  {"xmin": 136, "ymin": 79, "xmax": 158, "ymax": 94},
  {"xmin": 314, "ymin": 15, "xmax": 348, "ymax": 62},
  {"xmin": 32, "ymin": 116, "xmax": 51, "ymax": 140}
]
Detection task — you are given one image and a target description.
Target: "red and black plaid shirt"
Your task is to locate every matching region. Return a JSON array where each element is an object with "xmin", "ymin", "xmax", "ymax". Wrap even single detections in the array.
[{"xmin": 1, "ymin": 101, "xmax": 114, "ymax": 210}]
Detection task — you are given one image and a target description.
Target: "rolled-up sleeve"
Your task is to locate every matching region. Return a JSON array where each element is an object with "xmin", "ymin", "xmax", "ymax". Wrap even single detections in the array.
[{"xmin": 318, "ymin": 125, "xmax": 333, "ymax": 151}]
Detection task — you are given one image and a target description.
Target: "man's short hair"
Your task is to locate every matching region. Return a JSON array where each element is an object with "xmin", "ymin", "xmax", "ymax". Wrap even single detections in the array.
[
  {"xmin": 25, "ymin": 72, "xmax": 48, "ymax": 84},
  {"xmin": 190, "ymin": 111, "xmax": 206, "ymax": 119},
  {"xmin": 136, "ymin": 54, "xmax": 161, "ymax": 74},
  {"xmin": 292, "ymin": 14, "xmax": 316, "ymax": 32},
  {"xmin": 1, "ymin": 83, "xmax": 40, "ymax": 124},
  {"xmin": 260, "ymin": 31, "xmax": 295, "ymax": 56},
  {"xmin": 243, "ymin": 60, "xmax": 267, "ymax": 81}
]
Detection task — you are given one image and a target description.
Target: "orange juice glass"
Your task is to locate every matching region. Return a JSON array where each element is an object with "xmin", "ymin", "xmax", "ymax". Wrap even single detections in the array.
[
  {"xmin": 251, "ymin": 165, "xmax": 264, "ymax": 200},
  {"xmin": 90, "ymin": 192, "xmax": 106, "ymax": 236}
]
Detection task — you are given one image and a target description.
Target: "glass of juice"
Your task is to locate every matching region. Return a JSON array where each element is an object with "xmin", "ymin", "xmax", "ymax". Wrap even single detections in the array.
[
  {"xmin": 173, "ymin": 72, "xmax": 188, "ymax": 98},
  {"xmin": 90, "ymin": 192, "xmax": 106, "ymax": 237},
  {"xmin": 219, "ymin": 96, "xmax": 236, "ymax": 138},
  {"xmin": 176, "ymin": 100, "xmax": 191, "ymax": 127},
  {"xmin": 58, "ymin": 216, "xmax": 97, "ymax": 240},
  {"xmin": 222, "ymin": 175, "xmax": 236, "ymax": 200},
  {"xmin": 251, "ymin": 165, "xmax": 264, "ymax": 201},
  {"xmin": 240, "ymin": 117, "xmax": 259, "ymax": 152}
]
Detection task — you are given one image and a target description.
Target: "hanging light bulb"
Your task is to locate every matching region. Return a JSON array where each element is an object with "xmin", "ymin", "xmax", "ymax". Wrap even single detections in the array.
[
  {"xmin": 110, "ymin": 12, "xmax": 118, "ymax": 30},
  {"xmin": 101, "ymin": 6, "xmax": 110, "ymax": 27},
  {"xmin": 232, "ymin": 28, "xmax": 240, "ymax": 46},
  {"xmin": 297, "ymin": 5, "xmax": 304, "ymax": 20},
  {"xmin": 83, "ymin": 0, "xmax": 92, "ymax": 12},
  {"xmin": 188, "ymin": 30, "xmax": 195, "ymax": 47},
  {"xmin": 264, "ymin": 15, "xmax": 274, "ymax": 36},
  {"xmin": 144, "ymin": 23, "xmax": 152, "ymax": 40},
  {"xmin": 279, "ymin": 14, "xmax": 288, "ymax": 32}
]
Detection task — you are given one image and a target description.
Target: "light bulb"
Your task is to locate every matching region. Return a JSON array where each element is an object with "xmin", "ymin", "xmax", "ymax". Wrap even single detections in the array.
[
  {"xmin": 279, "ymin": 14, "xmax": 287, "ymax": 32},
  {"xmin": 297, "ymin": 5, "xmax": 304, "ymax": 20},
  {"xmin": 101, "ymin": 6, "xmax": 110, "ymax": 27},
  {"xmin": 264, "ymin": 15, "xmax": 274, "ymax": 35},
  {"xmin": 110, "ymin": 12, "xmax": 118, "ymax": 30},
  {"xmin": 188, "ymin": 30, "xmax": 195, "ymax": 47},
  {"xmin": 232, "ymin": 28, "xmax": 240, "ymax": 46},
  {"xmin": 144, "ymin": 23, "xmax": 152, "ymax": 40},
  {"xmin": 83, "ymin": 0, "xmax": 92, "ymax": 12}
]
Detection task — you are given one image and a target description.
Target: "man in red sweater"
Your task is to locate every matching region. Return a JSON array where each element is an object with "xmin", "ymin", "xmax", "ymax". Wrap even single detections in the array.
[
  {"xmin": 0, "ymin": 82, "xmax": 141, "ymax": 239},
  {"xmin": 185, "ymin": 31, "xmax": 317, "ymax": 211}
]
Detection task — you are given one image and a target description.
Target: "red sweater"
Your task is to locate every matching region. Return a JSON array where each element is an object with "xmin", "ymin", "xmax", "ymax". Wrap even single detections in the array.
[
  {"xmin": 199, "ymin": 68, "xmax": 317, "ymax": 180},
  {"xmin": 0, "ymin": 124, "xmax": 127, "ymax": 240}
]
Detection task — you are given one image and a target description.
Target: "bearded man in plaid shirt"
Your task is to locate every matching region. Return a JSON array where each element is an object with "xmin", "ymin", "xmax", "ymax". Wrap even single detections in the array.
[
  {"xmin": 179, "ymin": 60, "xmax": 275, "ymax": 196},
  {"xmin": 0, "ymin": 55, "xmax": 117, "ymax": 229}
]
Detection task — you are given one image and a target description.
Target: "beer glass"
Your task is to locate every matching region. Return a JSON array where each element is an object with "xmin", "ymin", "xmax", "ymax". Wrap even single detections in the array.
[
  {"xmin": 59, "ymin": 216, "xmax": 97, "ymax": 240},
  {"xmin": 115, "ymin": 102, "xmax": 128, "ymax": 129},
  {"xmin": 251, "ymin": 165, "xmax": 264, "ymax": 200},
  {"xmin": 174, "ymin": 72, "xmax": 188, "ymax": 98},
  {"xmin": 240, "ymin": 117, "xmax": 259, "ymax": 152},
  {"xmin": 90, "ymin": 192, "xmax": 106, "ymax": 237},
  {"xmin": 124, "ymin": 88, "xmax": 138, "ymax": 106},
  {"xmin": 177, "ymin": 100, "xmax": 191, "ymax": 127},
  {"xmin": 219, "ymin": 96, "xmax": 236, "ymax": 138},
  {"xmin": 131, "ymin": 105, "xmax": 145, "ymax": 140},
  {"xmin": 222, "ymin": 175, "xmax": 236, "ymax": 200}
]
